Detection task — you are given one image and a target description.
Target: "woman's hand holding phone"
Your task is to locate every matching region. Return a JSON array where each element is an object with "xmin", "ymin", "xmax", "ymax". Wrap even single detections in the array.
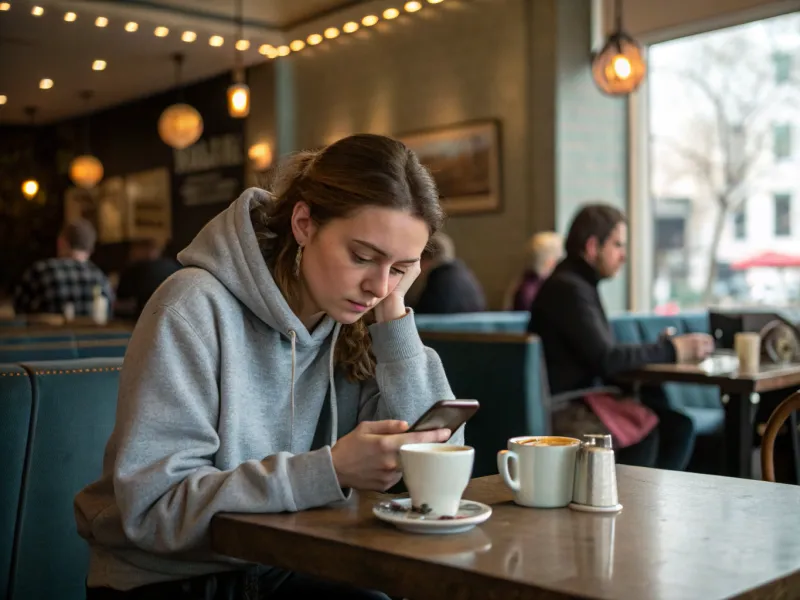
[{"xmin": 331, "ymin": 419, "xmax": 450, "ymax": 491}]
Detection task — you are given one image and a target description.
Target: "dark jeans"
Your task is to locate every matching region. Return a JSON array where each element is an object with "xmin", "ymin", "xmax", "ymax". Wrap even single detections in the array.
[
  {"xmin": 86, "ymin": 568, "xmax": 392, "ymax": 600},
  {"xmin": 615, "ymin": 387, "xmax": 696, "ymax": 471}
]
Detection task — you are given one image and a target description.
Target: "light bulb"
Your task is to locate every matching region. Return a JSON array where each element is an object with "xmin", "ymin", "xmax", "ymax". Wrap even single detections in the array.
[
  {"xmin": 39, "ymin": 78, "xmax": 54, "ymax": 90},
  {"xmin": 404, "ymin": 1, "xmax": 422, "ymax": 12},
  {"xmin": 612, "ymin": 55, "xmax": 632, "ymax": 79},
  {"xmin": 22, "ymin": 180, "xmax": 39, "ymax": 199},
  {"xmin": 289, "ymin": 39, "xmax": 305, "ymax": 51},
  {"xmin": 181, "ymin": 31, "xmax": 197, "ymax": 43},
  {"xmin": 277, "ymin": 45, "xmax": 290, "ymax": 56},
  {"xmin": 362, "ymin": 15, "xmax": 379, "ymax": 26},
  {"xmin": 92, "ymin": 60, "xmax": 107, "ymax": 71},
  {"xmin": 95, "ymin": 16, "xmax": 108, "ymax": 27},
  {"xmin": 154, "ymin": 26, "xmax": 169, "ymax": 37},
  {"xmin": 343, "ymin": 21, "xmax": 359, "ymax": 33},
  {"xmin": 64, "ymin": 12, "xmax": 77, "ymax": 22},
  {"xmin": 227, "ymin": 83, "xmax": 250, "ymax": 118},
  {"xmin": 31, "ymin": 5, "xmax": 43, "ymax": 16},
  {"xmin": 383, "ymin": 8, "xmax": 399, "ymax": 19},
  {"xmin": 324, "ymin": 27, "xmax": 339, "ymax": 39},
  {"xmin": 235, "ymin": 39, "xmax": 250, "ymax": 51},
  {"xmin": 306, "ymin": 34, "xmax": 322, "ymax": 45},
  {"xmin": 124, "ymin": 21, "xmax": 138, "ymax": 32},
  {"xmin": 209, "ymin": 35, "xmax": 224, "ymax": 47},
  {"xmin": 259, "ymin": 44, "xmax": 278, "ymax": 58}
]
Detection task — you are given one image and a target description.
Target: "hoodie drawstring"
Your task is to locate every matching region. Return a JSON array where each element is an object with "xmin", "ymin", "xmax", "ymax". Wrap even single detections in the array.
[
  {"xmin": 289, "ymin": 330, "xmax": 297, "ymax": 451},
  {"xmin": 287, "ymin": 324, "xmax": 341, "ymax": 451}
]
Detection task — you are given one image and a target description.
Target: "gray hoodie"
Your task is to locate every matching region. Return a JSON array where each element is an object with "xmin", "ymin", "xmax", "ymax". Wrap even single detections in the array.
[{"xmin": 74, "ymin": 188, "xmax": 460, "ymax": 590}]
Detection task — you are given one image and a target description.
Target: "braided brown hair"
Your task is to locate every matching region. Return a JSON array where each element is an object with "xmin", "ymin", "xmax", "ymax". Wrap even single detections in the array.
[{"xmin": 251, "ymin": 134, "xmax": 443, "ymax": 381}]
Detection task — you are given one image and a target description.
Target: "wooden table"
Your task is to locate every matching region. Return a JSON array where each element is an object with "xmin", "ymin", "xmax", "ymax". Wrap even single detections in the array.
[
  {"xmin": 211, "ymin": 470, "xmax": 800, "ymax": 600},
  {"xmin": 617, "ymin": 362, "xmax": 800, "ymax": 479}
]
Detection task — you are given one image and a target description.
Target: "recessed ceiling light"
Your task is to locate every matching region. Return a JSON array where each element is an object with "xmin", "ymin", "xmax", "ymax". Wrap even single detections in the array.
[
  {"xmin": 95, "ymin": 16, "xmax": 108, "ymax": 27},
  {"xmin": 324, "ymin": 27, "xmax": 339, "ymax": 39},
  {"xmin": 39, "ymin": 78, "xmax": 53, "ymax": 90},
  {"xmin": 343, "ymin": 21, "xmax": 359, "ymax": 33},
  {"xmin": 124, "ymin": 21, "xmax": 138, "ymax": 32},
  {"xmin": 209, "ymin": 35, "xmax": 224, "ymax": 46},
  {"xmin": 289, "ymin": 39, "xmax": 305, "ymax": 51},
  {"xmin": 404, "ymin": 1, "xmax": 422, "ymax": 11},
  {"xmin": 277, "ymin": 45, "xmax": 290, "ymax": 56},
  {"xmin": 92, "ymin": 60, "xmax": 106, "ymax": 71},
  {"xmin": 383, "ymin": 8, "xmax": 399, "ymax": 19},
  {"xmin": 31, "ymin": 5, "xmax": 43, "ymax": 16},
  {"xmin": 362, "ymin": 15, "xmax": 379, "ymax": 26},
  {"xmin": 235, "ymin": 39, "xmax": 250, "ymax": 51},
  {"xmin": 154, "ymin": 26, "xmax": 169, "ymax": 37},
  {"xmin": 0, "ymin": 3, "xmax": 10, "ymax": 12},
  {"xmin": 181, "ymin": 31, "xmax": 196, "ymax": 43},
  {"xmin": 306, "ymin": 33, "xmax": 322, "ymax": 45},
  {"xmin": 64, "ymin": 11, "xmax": 76, "ymax": 22},
  {"xmin": 0, "ymin": 95, "xmax": 7, "ymax": 105}
]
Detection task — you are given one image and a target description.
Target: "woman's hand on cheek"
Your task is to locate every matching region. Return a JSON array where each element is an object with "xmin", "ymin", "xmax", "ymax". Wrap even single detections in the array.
[{"xmin": 373, "ymin": 262, "xmax": 421, "ymax": 323}]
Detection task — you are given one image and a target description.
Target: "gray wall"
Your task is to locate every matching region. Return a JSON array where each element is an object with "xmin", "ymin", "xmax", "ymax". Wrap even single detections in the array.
[{"xmin": 251, "ymin": 0, "xmax": 629, "ymax": 311}]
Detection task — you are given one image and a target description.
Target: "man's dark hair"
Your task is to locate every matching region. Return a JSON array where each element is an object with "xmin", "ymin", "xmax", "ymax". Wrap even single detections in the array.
[
  {"xmin": 60, "ymin": 218, "xmax": 97, "ymax": 253},
  {"xmin": 565, "ymin": 204, "xmax": 626, "ymax": 257}
]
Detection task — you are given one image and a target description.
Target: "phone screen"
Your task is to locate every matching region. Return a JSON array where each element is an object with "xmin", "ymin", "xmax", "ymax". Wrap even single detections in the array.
[{"xmin": 408, "ymin": 399, "xmax": 480, "ymax": 434}]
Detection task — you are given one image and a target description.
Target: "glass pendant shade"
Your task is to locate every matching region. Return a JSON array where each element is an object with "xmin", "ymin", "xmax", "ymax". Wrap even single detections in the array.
[
  {"xmin": 69, "ymin": 155, "xmax": 104, "ymax": 188},
  {"xmin": 158, "ymin": 103, "xmax": 204, "ymax": 149},
  {"xmin": 592, "ymin": 32, "xmax": 646, "ymax": 95},
  {"xmin": 227, "ymin": 82, "xmax": 250, "ymax": 118}
]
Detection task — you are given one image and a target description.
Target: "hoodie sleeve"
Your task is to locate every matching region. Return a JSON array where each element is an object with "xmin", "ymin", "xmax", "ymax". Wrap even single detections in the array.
[
  {"xmin": 112, "ymin": 305, "xmax": 347, "ymax": 554},
  {"xmin": 359, "ymin": 310, "xmax": 465, "ymax": 445}
]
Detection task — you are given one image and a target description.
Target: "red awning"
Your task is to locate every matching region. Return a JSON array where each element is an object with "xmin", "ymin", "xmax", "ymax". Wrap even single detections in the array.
[{"xmin": 731, "ymin": 251, "xmax": 800, "ymax": 270}]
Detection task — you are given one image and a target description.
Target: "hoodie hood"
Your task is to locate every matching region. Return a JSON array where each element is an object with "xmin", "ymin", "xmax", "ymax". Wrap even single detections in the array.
[{"xmin": 177, "ymin": 187, "xmax": 336, "ymax": 347}]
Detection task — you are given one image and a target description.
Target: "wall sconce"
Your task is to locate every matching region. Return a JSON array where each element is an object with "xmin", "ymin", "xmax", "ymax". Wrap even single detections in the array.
[
  {"xmin": 22, "ymin": 179, "xmax": 40, "ymax": 200},
  {"xmin": 248, "ymin": 142, "xmax": 273, "ymax": 171},
  {"xmin": 591, "ymin": 0, "xmax": 646, "ymax": 96}
]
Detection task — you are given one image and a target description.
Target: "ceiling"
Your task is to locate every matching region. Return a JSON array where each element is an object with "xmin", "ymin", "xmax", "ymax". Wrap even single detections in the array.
[{"xmin": 0, "ymin": 0, "xmax": 368, "ymax": 123}]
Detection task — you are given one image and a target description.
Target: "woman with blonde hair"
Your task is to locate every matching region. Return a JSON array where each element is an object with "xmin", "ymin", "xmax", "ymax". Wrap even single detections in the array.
[
  {"xmin": 506, "ymin": 231, "xmax": 564, "ymax": 311},
  {"xmin": 75, "ymin": 134, "xmax": 458, "ymax": 600}
]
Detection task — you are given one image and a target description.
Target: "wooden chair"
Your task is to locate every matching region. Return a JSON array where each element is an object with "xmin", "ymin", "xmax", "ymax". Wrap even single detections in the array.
[{"xmin": 760, "ymin": 391, "xmax": 800, "ymax": 483}]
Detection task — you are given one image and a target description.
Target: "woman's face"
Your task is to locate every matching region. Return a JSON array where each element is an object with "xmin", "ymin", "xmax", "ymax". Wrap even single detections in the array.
[{"xmin": 293, "ymin": 203, "xmax": 429, "ymax": 324}]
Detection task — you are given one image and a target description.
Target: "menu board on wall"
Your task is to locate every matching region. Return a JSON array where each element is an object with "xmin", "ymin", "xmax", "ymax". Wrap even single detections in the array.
[
  {"xmin": 125, "ymin": 168, "xmax": 171, "ymax": 243},
  {"xmin": 173, "ymin": 133, "xmax": 244, "ymax": 207}
]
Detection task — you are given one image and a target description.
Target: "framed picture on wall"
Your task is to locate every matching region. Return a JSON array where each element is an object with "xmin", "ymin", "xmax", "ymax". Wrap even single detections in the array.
[{"xmin": 398, "ymin": 119, "xmax": 501, "ymax": 216}]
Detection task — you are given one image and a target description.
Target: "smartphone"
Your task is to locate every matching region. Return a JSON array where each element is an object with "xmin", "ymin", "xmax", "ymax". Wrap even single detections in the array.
[{"xmin": 408, "ymin": 399, "xmax": 480, "ymax": 435}]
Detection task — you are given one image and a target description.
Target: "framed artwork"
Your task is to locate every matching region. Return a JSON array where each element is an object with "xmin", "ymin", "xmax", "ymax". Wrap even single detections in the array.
[{"xmin": 399, "ymin": 119, "xmax": 501, "ymax": 216}]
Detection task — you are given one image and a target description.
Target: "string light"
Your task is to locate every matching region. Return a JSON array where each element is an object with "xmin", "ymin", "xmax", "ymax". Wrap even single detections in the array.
[
  {"xmin": 277, "ymin": 45, "xmax": 290, "ymax": 56},
  {"xmin": 289, "ymin": 39, "xmax": 305, "ymax": 51},
  {"xmin": 0, "ymin": 95, "xmax": 7, "ymax": 105},
  {"xmin": 64, "ymin": 12, "xmax": 77, "ymax": 22},
  {"xmin": 181, "ymin": 31, "xmax": 196, "ymax": 43},
  {"xmin": 39, "ymin": 78, "xmax": 53, "ymax": 90},
  {"xmin": 95, "ymin": 16, "xmax": 108, "ymax": 27},
  {"xmin": 259, "ymin": 44, "xmax": 278, "ymax": 58},
  {"xmin": 383, "ymin": 8, "xmax": 399, "ymax": 19},
  {"xmin": 235, "ymin": 39, "xmax": 250, "ymax": 51},
  {"xmin": 0, "ymin": 3, "xmax": 10, "ymax": 11},
  {"xmin": 362, "ymin": 15, "xmax": 379, "ymax": 26},
  {"xmin": 324, "ymin": 27, "xmax": 339, "ymax": 39},
  {"xmin": 343, "ymin": 21, "xmax": 359, "ymax": 33},
  {"xmin": 31, "ymin": 5, "xmax": 43, "ymax": 16},
  {"xmin": 306, "ymin": 34, "xmax": 322, "ymax": 45},
  {"xmin": 124, "ymin": 21, "xmax": 138, "ymax": 32},
  {"xmin": 209, "ymin": 35, "xmax": 224, "ymax": 46},
  {"xmin": 405, "ymin": 1, "xmax": 422, "ymax": 12},
  {"xmin": 154, "ymin": 26, "xmax": 169, "ymax": 37},
  {"xmin": 92, "ymin": 60, "xmax": 106, "ymax": 71}
]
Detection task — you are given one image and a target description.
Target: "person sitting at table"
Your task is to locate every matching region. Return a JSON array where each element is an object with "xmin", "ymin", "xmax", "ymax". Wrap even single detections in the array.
[
  {"xmin": 114, "ymin": 237, "xmax": 182, "ymax": 321},
  {"xmin": 529, "ymin": 203, "xmax": 714, "ymax": 471},
  {"xmin": 74, "ymin": 134, "xmax": 460, "ymax": 600},
  {"xmin": 13, "ymin": 218, "xmax": 113, "ymax": 318},
  {"xmin": 504, "ymin": 231, "xmax": 563, "ymax": 311}
]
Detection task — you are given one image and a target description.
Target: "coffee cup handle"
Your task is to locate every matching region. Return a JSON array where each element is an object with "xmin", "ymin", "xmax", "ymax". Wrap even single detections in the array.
[{"xmin": 497, "ymin": 450, "xmax": 520, "ymax": 493}]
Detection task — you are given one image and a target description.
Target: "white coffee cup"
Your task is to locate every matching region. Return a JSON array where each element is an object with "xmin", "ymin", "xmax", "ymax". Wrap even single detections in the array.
[
  {"xmin": 497, "ymin": 436, "xmax": 580, "ymax": 508},
  {"xmin": 400, "ymin": 443, "xmax": 474, "ymax": 517},
  {"xmin": 735, "ymin": 332, "xmax": 761, "ymax": 373}
]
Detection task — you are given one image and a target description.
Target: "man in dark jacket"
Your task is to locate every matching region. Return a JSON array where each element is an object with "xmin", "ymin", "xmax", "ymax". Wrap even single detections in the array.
[
  {"xmin": 529, "ymin": 204, "xmax": 714, "ymax": 469},
  {"xmin": 414, "ymin": 232, "xmax": 486, "ymax": 314}
]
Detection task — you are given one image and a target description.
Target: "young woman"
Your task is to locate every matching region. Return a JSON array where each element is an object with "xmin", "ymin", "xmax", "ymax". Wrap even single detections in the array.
[{"xmin": 75, "ymin": 134, "xmax": 460, "ymax": 600}]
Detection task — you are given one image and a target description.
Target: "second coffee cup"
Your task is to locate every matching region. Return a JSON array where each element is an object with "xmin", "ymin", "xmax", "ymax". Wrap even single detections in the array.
[{"xmin": 497, "ymin": 436, "xmax": 580, "ymax": 508}]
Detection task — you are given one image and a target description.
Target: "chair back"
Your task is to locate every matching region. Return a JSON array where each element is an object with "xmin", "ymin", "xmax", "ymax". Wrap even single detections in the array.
[{"xmin": 761, "ymin": 390, "xmax": 800, "ymax": 483}]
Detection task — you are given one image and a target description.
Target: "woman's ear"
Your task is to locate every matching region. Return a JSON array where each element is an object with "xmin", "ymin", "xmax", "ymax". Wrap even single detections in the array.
[{"xmin": 290, "ymin": 201, "xmax": 316, "ymax": 246}]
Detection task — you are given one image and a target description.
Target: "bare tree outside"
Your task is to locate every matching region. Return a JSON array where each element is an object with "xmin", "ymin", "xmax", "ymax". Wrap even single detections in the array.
[{"xmin": 649, "ymin": 12, "xmax": 800, "ymax": 309}]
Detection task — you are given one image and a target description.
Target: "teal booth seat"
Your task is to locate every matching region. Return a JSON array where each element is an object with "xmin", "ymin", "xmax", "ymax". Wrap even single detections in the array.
[
  {"xmin": 415, "ymin": 311, "xmax": 529, "ymax": 334},
  {"xmin": 9, "ymin": 358, "xmax": 122, "ymax": 600},
  {"xmin": 0, "ymin": 365, "xmax": 33, "ymax": 600},
  {"xmin": 0, "ymin": 334, "xmax": 74, "ymax": 346},
  {"xmin": 0, "ymin": 342, "xmax": 79, "ymax": 362},
  {"xmin": 610, "ymin": 312, "xmax": 723, "ymax": 435},
  {"xmin": 76, "ymin": 339, "xmax": 128, "ymax": 359},
  {"xmin": 420, "ymin": 332, "xmax": 546, "ymax": 477},
  {"xmin": 0, "ymin": 318, "xmax": 26, "ymax": 328}
]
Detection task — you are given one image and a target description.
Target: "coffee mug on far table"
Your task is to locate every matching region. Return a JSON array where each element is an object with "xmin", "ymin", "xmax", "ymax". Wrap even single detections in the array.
[
  {"xmin": 400, "ymin": 443, "xmax": 475, "ymax": 517},
  {"xmin": 497, "ymin": 436, "xmax": 580, "ymax": 508},
  {"xmin": 735, "ymin": 332, "xmax": 761, "ymax": 374}
]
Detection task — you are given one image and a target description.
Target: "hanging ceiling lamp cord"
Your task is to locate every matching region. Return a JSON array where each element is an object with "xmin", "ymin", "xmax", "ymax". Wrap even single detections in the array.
[
  {"xmin": 79, "ymin": 90, "xmax": 94, "ymax": 155},
  {"xmin": 614, "ymin": 0, "xmax": 624, "ymax": 52},
  {"xmin": 234, "ymin": 0, "xmax": 244, "ymax": 84},
  {"xmin": 172, "ymin": 52, "xmax": 186, "ymax": 102}
]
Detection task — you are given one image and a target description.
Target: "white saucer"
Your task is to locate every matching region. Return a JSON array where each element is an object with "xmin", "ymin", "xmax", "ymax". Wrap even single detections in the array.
[
  {"xmin": 568, "ymin": 501, "xmax": 623, "ymax": 513},
  {"xmin": 373, "ymin": 498, "xmax": 492, "ymax": 535}
]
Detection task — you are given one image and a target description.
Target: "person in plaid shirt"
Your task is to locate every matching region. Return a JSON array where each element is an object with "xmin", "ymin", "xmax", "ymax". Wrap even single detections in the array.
[{"xmin": 13, "ymin": 218, "xmax": 113, "ymax": 317}]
